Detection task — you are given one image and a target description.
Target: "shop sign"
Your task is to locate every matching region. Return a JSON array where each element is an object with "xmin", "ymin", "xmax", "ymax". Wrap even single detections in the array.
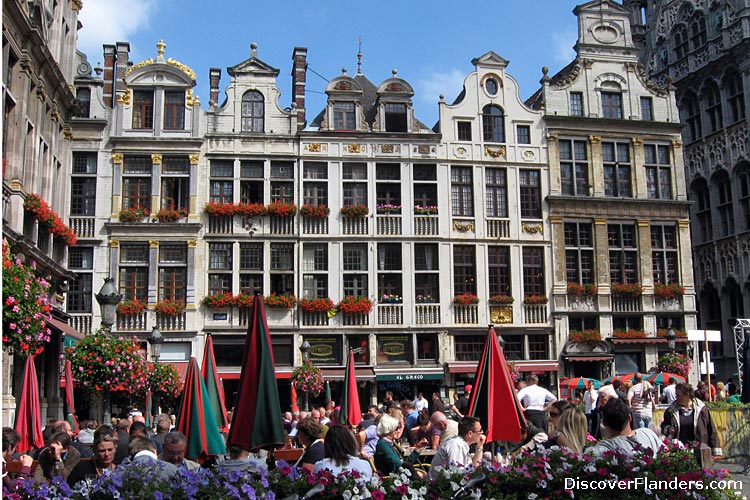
[
  {"xmin": 306, "ymin": 336, "xmax": 342, "ymax": 364},
  {"xmin": 376, "ymin": 334, "xmax": 412, "ymax": 363}
]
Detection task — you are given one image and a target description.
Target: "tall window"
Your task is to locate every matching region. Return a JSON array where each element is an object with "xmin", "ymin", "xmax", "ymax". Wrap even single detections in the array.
[
  {"xmin": 451, "ymin": 166, "xmax": 474, "ymax": 216},
  {"xmin": 241, "ymin": 90, "xmax": 264, "ymax": 132},
  {"xmin": 640, "ymin": 97, "xmax": 653, "ymax": 121},
  {"xmin": 602, "ymin": 141, "xmax": 632, "ymax": 197},
  {"xmin": 725, "ymin": 69, "xmax": 746, "ymax": 124},
  {"xmin": 705, "ymin": 81, "xmax": 723, "ymax": 133},
  {"xmin": 457, "ymin": 121, "xmax": 472, "ymax": 141},
  {"xmin": 485, "ymin": 168, "xmax": 508, "ymax": 217},
  {"xmin": 240, "ymin": 160, "xmax": 264, "ymax": 204},
  {"xmin": 601, "ymin": 92, "xmax": 623, "ymax": 119},
  {"xmin": 270, "ymin": 243, "xmax": 294, "ymax": 294},
  {"xmin": 559, "ymin": 139, "xmax": 589, "ymax": 196},
  {"xmin": 692, "ymin": 178, "xmax": 713, "ymax": 242},
  {"xmin": 302, "ymin": 243, "xmax": 328, "ymax": 298},
  {"xmin": 122, "ymin": 156, "xmax": 151, "ymax": 210},
  {"xmin": 608, "ymin": 224, "xmax": 638, "ymax": 284},
  {"xmin": 690, "ymin": 15, "xmax": 707, "ymax": 49},
  {"xmin": 163, "ymin": 91, "xmax": 185, "ymax": 130},
  {"xmin": 651, "ymin": 225, "xmax": 678, "ymax": 284},
  {"xmin": 333, "ymin": 102, "xmax": 356, "ymax": 130},
  {"xmin": 414, "ymin": 244, "xmax": 439, "ymax": 302},
  {"xmin": 522, "ymin": 247, "xmax": 545, "ymax": 296},
  {"xmin": 210, "ymin": 160, "xmax": 234, "ymax": 204},
  {"xmin": 270, "ymin": 161, "xmax": 294, "ymax": 203},
  {"xmin": 342, "ymin": 163, "xmax": 367, "ymax": 207},
  {"xmin": 71, "ymin": 152, "xmax": 97, "ymax": 216},
  {"xmin": 683, "ymin": 92, "xmax": 702, "ymax": 142},
  {"xmin": 384, "ymin": 103, "xmax": 407, "ymax": 132},
  {"xmin": 740, "ymin": 168, "xmax": 750, "ymax": 230},
  {"xmin": 377, "ymin": 243, "xmax": 402, "ymax": 299},
  {"xmin": 376, "ymin": 163, "xmax": 401, "ymax": 210},
  {"xmin": 67, "ymin": 247, "xmax": 93, "ymax": 313},
  {"xmin": 132, "ymin": 90, "xmax": 154, "ymax": 129},
  {"xmin": 715, "ymin": 171, "xmax": 734, "ymax": 236},
  {"xmin": 565, "ymin": 222, "xmax": 594, "ymax": 284},
  {"xmin": 161, "ymin": 156, "xmax": 189, "ymax": 210},
  {"xmin": 303, "ymin": 162, "xmax": 328, "ymax": 206},
  {"xmin": 519, "ymin": 169, "xmax": 541, "ymax": 218},
  {"xmin": 453, "ymin": 246, "xmax": 476, "ymax": 295},
  {"xmin": 516, "ymin": 125, "xmax": 531, "ymax": 144},
  {"xmin": 239, "ymin": 243, "xmax": 263, "ymax": 293},
  {"xmin": 119, "ymin": 243, "xmax": 149, "ymax": 301},
  {"xmin": 644, "ymin": 144, "xmax": 672, "ymax": 199},
  {"xmin": 209, "ymin": 242, "xmax": 233, "ymax": 296},
  {"xmin": 159, "ymin": 243, "xmax": 187, "ymax": 302},
  {"xmin": 413, "ymin": 164, "xmax": 437, "ymax": 210},
  {"xmin": 488, "ymin": 246, "xmax": 511, "ymax": 296},
  {"xmin": 343, "ymin": 243, "xmax": 368, "ymax": 297},
  {"xmin": 75, "ymin": 87, "xmax": 90, "ymax": 118},
  {"xmin": 570, "ymin": 92, "xmax": 584, "ymax": 116},
  {"xmin": 673, "ymin": 25, "xmax": 689, "ymax": 59},
  {"xmin": 482, "ymin": 105, "xmax": 505, "ymax": 142}
]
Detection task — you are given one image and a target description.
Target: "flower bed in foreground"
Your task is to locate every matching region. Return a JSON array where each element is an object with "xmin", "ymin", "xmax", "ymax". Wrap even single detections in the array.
[{"xmin": 5, "ymin": 442, "xmax": 743, "ymax": 500}]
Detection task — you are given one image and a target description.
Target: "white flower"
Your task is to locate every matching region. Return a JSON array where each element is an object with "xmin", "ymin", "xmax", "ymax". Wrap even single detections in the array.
[
  {"xmin": 343, "ymin": 491, "xmax": 353, "ymax": 500},
  {"xmin": 419, "ymin": 487, "xmax": 427, "ymax": 495},
  {"xmin": 528, "ymin": 494, "xmax": 538, "ymax": 500}
]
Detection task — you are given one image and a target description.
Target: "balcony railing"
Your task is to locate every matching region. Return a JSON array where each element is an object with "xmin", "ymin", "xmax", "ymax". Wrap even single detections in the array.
[
  {"xmin": 376, "ymin": 215, "xmax": 402, "ymax": 236},
  {"xmin": 269, "ymin": 216, "xmax": 295, "ymax": 235},
  {"xmin": 156, "ymin": 311, "xmax": 186, "ymax": 330},
  {"xmin": 523, "ymin": 304, "xmax": 547, "ymax": 324},
  {"xmin": 613, "ymin": 296, "xmax": 642, "ymax": 312},
  {"xmin": 342, "ymin": 217, "xmax": 368, "ymax": 235},
  {"xmin": 414, "ymin": 215, "xmax": 439, "ymax": 236},
  {"xmin": 302, "ymin": 216, "xmax": 328, "ymax": 235},
  {"xmin": 302, "ymin": 310, "xmax": 329, "ymax": 326},
  {"xmin": 415, "ymin": 304, "xmax": 440, "ymax": 324},
  {"xmin": 453, "ymin": 304, "xmax": 478, "ymax": 324},
  {"xmin": 341, "ymin": 313, "xmax": 369, "ymax": 326},
  {"xmin": 69, "ymin": 216, "xmax": 95, "ymax": 238},
  {"xmin": 568, "ymin": 296, "xmax": 597, "ymax": 312},
  {"xmin": 69, "ymin": 314, "xmax": 93, "ymax": 335},
  {"xmin": 207, "ymin": 215, "xmax": 233, "ymax": 234},
  {"xmin": 377, "ymin": 304, "xmax": 403, "ymax": 324},
  {"xmin": 116, "ymin": 311, "xmax": 148, "ymax": 331},
  {"xmin": 655, "ymin": 297, "xmax": 682, "ymax": 311},
  {"xmin": 487, "ymin": 218, "xmax": 510, "ymax": 238}
]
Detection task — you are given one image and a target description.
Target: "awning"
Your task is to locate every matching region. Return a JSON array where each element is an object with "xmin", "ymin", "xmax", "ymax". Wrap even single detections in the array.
[
  {"xmin": 48, "ymin": 317, "xmax": 85, "ymax": 346},
  {"xmin": 611, "ymin": 337, "xmax": 690, "ymax": 344},
  {"xmin": 376, "ymin": 367, "xmax": 444, "ymax": 381},
  {"xmin": 514, "ymin": 361, "xmax": 559, "ymax": 372},
  {"xmin": 565, "ymin": 355, "xmax": 613, "ymax": 362},
  {"xmin": 216, "ymin": 370, "xmax": 292, "ymax": 380},
  {"xmin": 448, "ymin": 363, "xmax": 478, "ymax": 374},
  {"xmin": 323, "ymin": 367, "xmax": 376, "ymax": 381}
]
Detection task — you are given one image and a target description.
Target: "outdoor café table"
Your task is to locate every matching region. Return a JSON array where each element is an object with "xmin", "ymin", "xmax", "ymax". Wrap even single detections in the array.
[{"xmin": 402, "ymin": 446, "xmax": 436, "ymax": 465}]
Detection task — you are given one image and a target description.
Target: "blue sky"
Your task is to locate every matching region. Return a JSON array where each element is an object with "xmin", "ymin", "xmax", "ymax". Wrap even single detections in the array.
[{"xmin": 77, "ymin": 0, "xmax": 581, "ymax": 127}]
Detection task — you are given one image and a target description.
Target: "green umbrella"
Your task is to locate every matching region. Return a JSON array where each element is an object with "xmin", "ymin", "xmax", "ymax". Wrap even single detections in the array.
[
  {"xmin": 325, "ymin": 381, "xmax": 332, "ymax": 410},
  {"xmin": 201, "ymin": 334, "xmax": 229, "ymax": 432},
  {"xmin": 176, "ymin": 357, "xmax": 226, "ymax": 460}
]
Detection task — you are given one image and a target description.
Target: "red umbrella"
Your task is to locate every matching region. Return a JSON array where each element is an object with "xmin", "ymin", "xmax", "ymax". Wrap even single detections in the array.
[
  {"xmin": 467, "ymin": 326, "xmax": 527, "ymax": 443},
  {"xmin": 201, "ymin": 334, "xmax": 229, "ymax": 433},
  {"xmin": 176, "ymin": 357, "xmax": 226, "ymax": 460},
  {"xmin": 646, "ymin": 372, "xmax": 686, "ymax": 385},
  {"xmin": 560, "ymin": 377, "xmax": 601, "ymax": 390},
  {"xmin": 62, "ymin": 359, "xmax": 79, "ymax": 433},
  {"xmin": 290, "ymin": 384, "xmax": 299, "ymax": 412},
  {"xmin": 339, "ymin": 349, "xmax": 362, "ymax": 427},
  {"xmin": 14, "ymin": 355, "xmax": 44, "ymax": 452},
  {"xmin": 226, "ymin": 294, "xmax": 285, "ymax": 452}
]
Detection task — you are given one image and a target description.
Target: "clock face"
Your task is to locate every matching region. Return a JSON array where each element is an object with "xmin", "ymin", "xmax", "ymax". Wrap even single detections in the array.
[{"xmin": 485, "ymin": 78, "xmax": 499, "ymax": 96}]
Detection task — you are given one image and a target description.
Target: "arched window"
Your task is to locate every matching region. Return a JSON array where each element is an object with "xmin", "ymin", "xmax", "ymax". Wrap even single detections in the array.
[
  {"xmin": 691, "ymin": 177, "xmax": 712, "ymax": 243},
  {"xmin": 724, "ymin": 69, "xmax": 746, "ymax": 124},
  {"xmin": 690, "ymin": 14, "xmax": 707, "ymax": 50},
  {"xmin": 673, "ymin": 25, "xmax": 689, "ymax": 60},
  {"xmin": 681, "ymin": 91, "xmax": 702, "ymax": 142},
  {"xmin": 75, "ymin": 87, "xmax": 90, "ymax": 117},
  {"xmin": 703, "ymin": 80, "xmax": 723, "ymax": 133},
  {"xmin": 713, "ymin": 170, "xmax": 734, "ymax": 237},
  {"xmin": 482, "ymin": 105, "xmax": 504, "ymax": 143},
  {"xmin": 241, "ymin": 90, "xmax": 264, "ymax": 132},
  {"xmin": 737, "ymin": 163, "xmax": 750, "ymax": 230}
]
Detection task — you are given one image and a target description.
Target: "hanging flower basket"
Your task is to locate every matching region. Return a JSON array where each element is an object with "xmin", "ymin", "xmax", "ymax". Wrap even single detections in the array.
[
  {"xmin": 488, "ymin": 294, "xmax": 514, "ymax": 304},
  {"xmin": 155, "ymin": 207, "xmax": 188, "ymax": 222},
  {"xmin": 569, "ymin": 329, "xmax": 601, "ymax": 343},
  {"xmin": 154, "ymin": 299, "xmax": 186, "ymax": 316},
  {"xmin": 142, "ymin": 362, "xmax": 182, "ymax": 399},
  {"xmin": 119, "ymin": 206, "xmax": 150, "ymax": 223},
  {"xmin": 204, "ymin": 202, "xmax": 237, "ymax": 217},
  {"xmin": 414, "ymin": 205, "xmax": 438, "ymax": 215},
  {"xmin": 116, "ymin": 299, "xmax": 146, "ymax": 316},
  {"xmin": 654, "ymin": 283, "xmax": 685, "ymax": 300},
  {"xmin": 613, "ymin": 329, "xmax": 647, "ymax": 339},
  {"xmin": 611, "ymin": 282, "xmax": 643, "ymax": 298},
  {"xmin": 567, "ymin": 283, "xmax": 598, "ymax": 298},
  {"xmin": 657, "ymin": 352, "xmax": 692, "ymax": 378},
  {"xmin": 264, "ymin": 293, "xmax": 297, "ymax": 309},
  {"xmin": 453, "ymin": 293, "xmax": 479, "ymax": 305},
  {"xmin": 299, "ymin": 204, "xmax": 330, "ymax": 218},
  {"xmin": 340, "ymin": 205, "xmax": 369, "ymax": 217},
  {"xmin": 2, "ymin": 242, "xmax": 52, "ymax": 357},
  {"xmin": 265, "ymin": 202, "xmax": 298, "ymax": 218},
  {"xmin": 201, "ymin": 293, "xmax": 236, "ymax": 308},
  {"xmin": 291, "ymin": 361, "xmax": 325, "ymax": 396},
  {"xmin": 337, "ymin": 296, "xmax": 373, "ymax": 315},
  {"xmin": 299, "ymin": 297, "xmax": 335, "ymax": 313},
  {"xmin": 376, "ymin": 204, "xmax": 402, "ymax": 214},
  {"xmin": 235, "ymin": 202, "xmax": 266, "ymax": 218},
  {"xmin": 523, "ymin": 294, "xmax": 548, "ymax": 305},
  {"xmin": 23, "ymin": 193, "xmax": 77, "ymax": 245}
]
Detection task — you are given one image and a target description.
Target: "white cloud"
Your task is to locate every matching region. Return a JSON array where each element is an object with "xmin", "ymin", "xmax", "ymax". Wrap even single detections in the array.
[
  {"xmin": 76, "ymin": 0, "xmax": 156, "ymax": 63},
  {"xmin": 552, "ymin": 26, "xmax": 578, "ymax": 64},
  {"xmin": 414, "ymin": 68, "xmax": 466, "ymax": 105}
]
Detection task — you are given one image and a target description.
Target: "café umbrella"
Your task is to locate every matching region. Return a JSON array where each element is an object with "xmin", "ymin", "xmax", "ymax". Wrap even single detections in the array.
[
  {"xmin": 560, "ymin": 376, "xmax": 600, "ymax": 390},
  {"xmin": 467, "ymin": 325, "xmax": 527, "ymax": 443},
  {"xmin": 646, "ymin": 372, "xmax": 686, "ymax": 386},
  {"xmin": 226, "ymin": 293, "xmax": 285, "ymax": 451},
  {"xmin": 338, "ymin": 349, "xmax": 362, "ymax": 427},
  {"xmin": 176, "ymin": 357, "xmax": 226, "ymax": 460},
  {"xmin": 14, "ymin": 355, "xmax": 44, "ymax": 452},
  {"xmin": 201, "ymin": 334, "xmax": 229, "ymax": 433}
]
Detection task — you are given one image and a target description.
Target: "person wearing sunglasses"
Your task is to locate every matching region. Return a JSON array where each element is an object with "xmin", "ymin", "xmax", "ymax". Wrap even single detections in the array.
[{"xmin": 428, "ymin": 416, "xmax": 486, "ymax": 480}]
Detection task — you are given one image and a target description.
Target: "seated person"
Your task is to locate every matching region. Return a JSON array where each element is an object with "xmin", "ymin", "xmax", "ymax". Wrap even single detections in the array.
[
  {"xmin": 160, "ymin": 432, "xmax": 201, "ymax": 471},
  {"xmin": 589, "ymin": 398, "xmax": 663, "ymax": 458},
  {"xmin": 373, "ymin": 415, "xmax": 421, "ymax": 477},
  {"xmin": 314, "ymin": 425, "xmax": 372, "ymax": 478},
  {"xmin": 120, "ymin": 436, "xmax": 178, "ymax": 481},
  {"xmin": 68, "ymin": 432, "xmax": 117, "ymax": 486},
  {"xmin": 295, "ymin": 417, "xmax": 324, "ymax": 472},
  {"xmin": 217, "ymin": 444, "xmax": 267, "ymax": 474},
  {"xmin": 34, "ymin": 431, "xmax": 80, "ymax": 482},
  {"xmin": 2, "ymin": 427, "xmax": 34, "ymax": 492},
  {"xmin": 429, "ymin": 416, "xmax": 486, "ymax": 480}
]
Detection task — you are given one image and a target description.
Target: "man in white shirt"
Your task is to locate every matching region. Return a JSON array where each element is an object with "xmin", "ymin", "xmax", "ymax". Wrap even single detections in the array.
[
  {"xmin": 414, "ymin": 392, "xmax": 429, "ymax": 413},
  {"xmin": 428, "ymin": 416, "xmax": 486, "ymax": 480},
  {"xmin": 627, "ymin": 373, "xmax": 654, "ymax": 429},
  {"xmin": 516, "ymin": 374, "xmax": 557, "ymax": 432},
  {"xmin": 662, "ymin": 377, "xmax": 678, "ymax": 404},
  {"xmin": 583, "ymin": 381, "xmax": 598, "ymax": 432}
]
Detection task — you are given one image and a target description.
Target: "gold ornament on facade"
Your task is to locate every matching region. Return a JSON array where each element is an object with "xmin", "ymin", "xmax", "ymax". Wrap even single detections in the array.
[
  {"xmin": 522, "ymin": 223, "xmax": 543, "ymax": 235},
  {"xmin": 125, "ymin": 60, "xmax": 154, "ymax": 77},
  {"xmin": 381, "ymin": 144, "xmax": 395, "ymax": 153},
  {"xmin": 149, "ymin": 240, "xmax": 159, "ymax": 249},
  {"xmin": 672, "ymin": 140, "xmax": 682, "ymax": 148},
  {"xmin": 151, "ymin": 154, "xmax": 162, "ymax": 165},
  {"xmin": 189, "ymin": 154, "xmax": 200, "ymax": 164},
  {"xmin": 632, "ymin": 137, "xmax": 643, "ymax": 146},
  {"xmin": 109, "ymin": 240, "xmax": 120, "ymax": 248},
  {"xmin": 167, "ymin": 58, "xmax": 197, "ymax": 81},
  {"xmin": 112, "ymin": 153, "xmax": 124, "ymax": 164},
  {"xmin": 522, "ymin": 150, "xmax": 536, "ymax": 161},
  {"xmin": 71, "ymin": 0, "xmax": 83, "ymax": 11},
  {"xmin": 305, "ymin": 143, "xmax": 323, "ymax": 153},
  {"xmin": 157, "ymin": 39, "xmax": 166, "ymax": 56},
  {"xmin": 455, "ymin": 147, "xmax": 467, "ymax": 156},
  {"xmin": 117, "ymin": 88, "xmax": 131, "ymax": 106},
  {"xmin": 187, "ymin": 240, "xmax": 197, "ymax": 247},
  {"xmin": 589, "ymin": 135, "xmax": 601, "ymax": 144},
  {"xmin": 490, "ymin": 306, "xmax": 513, "ymax": 324},
  {"xmin": 345, "ymin": 144, "xmax": 363, "ymax": 153},
  {"xmin": 63, "ymin": 126, "xmax": 73, "ymax": 140},
  {"xmin": 186, "ymin": 89, "xmax": 195, "ymax": 106},
  {"xmin": 484, "ymin": 145, "xmax": 506, "ymax": 158},
  {"xmin": 453, "ymin": 221, "xmax": 475, "ymax": 233},
  {"xmin": 416, "ymin": 145, "xmax": 431, "ymax": 155}
]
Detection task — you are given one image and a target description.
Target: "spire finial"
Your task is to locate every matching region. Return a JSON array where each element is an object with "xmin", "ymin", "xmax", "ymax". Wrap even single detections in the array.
[
  {"xmin": 357, "ymin": 35, "xmax": 363, "ymax": 75},
  {"xmin": 342, "ymin": 67, "xmax": 348, "ymax": 75},
  {"xmin": 251, "ymin": 42, "xmax": 258, "ymax": 58},
  {"xmin": 156, "ymin": 39, "xmax": 166, "ymax": 58}
]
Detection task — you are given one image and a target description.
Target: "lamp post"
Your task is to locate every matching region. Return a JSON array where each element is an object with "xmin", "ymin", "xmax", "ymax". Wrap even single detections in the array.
[
  {"xmin": 299, "ymin": 340, "xmax": 311, "ymax": 411},
  {"xmin": 95, "ymin": 278, "xmax": 123, "ymax": 425},
  {"xmin": 147, "ymin": 327, "xmax": 164, "ymax": 418}
]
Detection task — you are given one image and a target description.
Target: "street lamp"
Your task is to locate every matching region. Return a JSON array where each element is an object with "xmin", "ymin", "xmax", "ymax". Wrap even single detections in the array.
[
  {"xmin": 299, "ymin": 340, "xmax": 312, "ymax": 411},
  {"xmin": 95, "ymin": 277, "xmax": 122, "ymax": 425},
  {"xmin": 147, "ymin": 327, "xmax": 164, "ymax": 362},
  {"xmin": 666, "ymin": 321, "xmax": 677, "ymax": 353}
]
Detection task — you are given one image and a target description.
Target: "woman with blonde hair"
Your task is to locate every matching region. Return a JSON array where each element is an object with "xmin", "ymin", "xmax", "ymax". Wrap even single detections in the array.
[{"xmin": 553, "ymin": 408, "xmax": 588, "ymax": 453}]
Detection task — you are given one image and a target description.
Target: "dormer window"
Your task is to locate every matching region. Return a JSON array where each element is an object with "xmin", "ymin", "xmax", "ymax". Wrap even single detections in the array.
[
  {"xmin": 601, "ymin": 92, "xmax": 623, "ymax": 119},
  {"xmin": 334, "ymin": 101, "xmax": 356, "ymax": 130},
  {"xmin": 132, "ymin": 90, "xmax": 154, "ymax": 129},
  {"xmin": 384, "ymin": 103, "xmax": 407, "ymax": 132},
  {"xmin": 164, "ymin": 91, "xmax": 185, "ymax": 130},
  {"xmin": 484, "ymin": 78, "xmax": 499, "ymax": 96},
  {"xmin": 482, "ymin": 105, "xmax": 505, "ymax": 143},
  {"xmin": 75, "ymin": 87, "xmax": 90, "ymax": 118},
  {"xmin": 241, "ymin": 90, "xmax": 264, "ymax": 132}
]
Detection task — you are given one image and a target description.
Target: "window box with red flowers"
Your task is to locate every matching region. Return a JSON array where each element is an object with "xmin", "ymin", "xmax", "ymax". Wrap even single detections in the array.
[
  {"xmin": 119, "ymin": 206, "xmax": 151, "ymax": 223},
  {"xmin": 611, "ymin": 282, "xmax": 643, "ymax": 298},
  {"xmin": 299, "ymin": 297, "xmax": 335, "ymax": 313},
  {"xmin": 203, "ymin": 202, "xmax": 237, "ymax": 217},
  {"xmin": 116, "ymin": 299, "xmax": 146, "ymax": 316},
  {"xmin": 523, "ymin": 295, "xmax": 548, "ymax": 305},
  {"xmin": 300, "ymin": 204, "xmax": 330, "ymax": 218},
  {"xmin": 155, "ymin": 207, "xmax": 188, "ymax": 222},
  {"xmin": 488, "ymin": 294, "xmax": 514, "ymax": 305},
  {"xmin": 154, "ymin": 299, "xmax": 186, "ymax": 317},
  {"xmin": 234, "ymin": 293, "xmax": 255, "ymax": 309},
  {"xmin": 654, "ymin": 283, "xmax": 685, "ymax": 300},
  {"xmin": 202, "ymin": 293, "xmax": 236, "ymax": 308},
  {"xmin": 337, "ymin": 296, "xmax": 373, "ymax": 315},
  {"xmin": 657, "ymin": 328, "xmax": 687, "ymax": 338},
  {"xmin": 453, "ymin": 293, "xmax": 479, "ymax": 305},
  {"xmin": 340, "ymin": 205, "xmax": 369, "ymax": 217},
  {"xmin": 414, "ymin": 205, "xmax": 438, "ymax": 215},
  {"xmin": 264, "ymin": 293, "xmax": 297, "ymax": 309},
  {"xmin": 613, "ymin": 328, "xmax": 647, "ymax": 339},
  {"xmin": 569, "ymin": 329, "xmax": 601, "ymax": 343},
  {"xmin": 567, "ymin": 283, "xmax": 598, "ymax": 298},
  {"xmin": 376, "ymin": 204, "xmax": 402, "ymax": 215},
  {"xmin": 265, "ymin": 202, "xmax": 298, "ymax": 218},
  {"xmin": 23, "ymin": 193, "xmax": 78, "ymax": 245},
  {"xmin": 235, "ymin": 202, "xmax": 266, "ymax": 218}
]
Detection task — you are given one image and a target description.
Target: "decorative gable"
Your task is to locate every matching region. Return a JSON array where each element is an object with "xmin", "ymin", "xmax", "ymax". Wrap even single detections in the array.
[{"xmin": 471, "ymin": 51, "xmax": 509, "ymax": 69}]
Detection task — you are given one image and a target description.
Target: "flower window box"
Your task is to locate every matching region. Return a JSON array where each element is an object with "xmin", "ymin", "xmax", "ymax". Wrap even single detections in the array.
[
  {"xmin": 154, "ymin": 299, "xmax": 186, "ymax": 316},
  {"xmin": 611, "ymin": 282, "xmax": 643, "ymax": 298},
  {"xmin": 414, "ymin": 205, "xmax": 438, "ymax": 215},
  {"xmin": 116, "ymin": 299, "xmax": 146, "ymax": 316},
  {"xmin": 337, "ymin": 296, "xmax": 373, "ymax": 315},
  {"xmin": 340, "ymin": 205, "xmax": 369, "ymax": 217},
  {"xmin": 235, "ymin": 202, "xmax": 266, "ymax": 218},
  {"xmin": 654, "ymin": 283, "xmax": 685, "ymax": 300},
  {"xmin": 379, "ymin": 293, "xmax": 402, "ymax": 304},
  {"xmin": 202, "ymin": 293, "xmax": 236, "ymax": 308},
  {"xmin": 488, "ymin": 294, "xmax": 514, "ymax": 305},
  {"xmin": 569, "ymin": 329, "xmax": 601, "ymax": 343},
  {"xmin": 263, "ymin": 293, "xmax": 297, "ymax": 309},
  {"xmin": 299, "ymin": 297, "xmax": 334, "ymax": 313},
  {"xmin": 613, "ymin": 329, "xmax": 647, "ymax": 339},
  {"xmin": 119, "ymin": 206, "xmax": 151, "ymax": 223},
  {"xmin": 23, "ymin": 193, "xmax": 78, "ymax": 245},
  {"xmin": 523, "ymin": 295, "xmax": 548, "ymax": 305},
  {"xmin": 155, "ymin": 207, "xmax": 188, "ymax": 222},
  {"xmin": 453, "ymin": 293, "xmax": 479, "ymax": 305},
  {"xmin": 265, "ymin": 202, "xmax": 298, "ymax": 218},
  {"xmin": 566, "ymin": 283, "xmax": 598, "ymax": 298},
  {"xmin": 376, "ymin": 204, "xmax": 402, "ymax": 215},
  {"xmin": 204, "ymin": 202, "xmax": 237, "ymax": 217},
  {"xmin": 299, "ymin": 204, "xmax": 330, "ymax": 218}
]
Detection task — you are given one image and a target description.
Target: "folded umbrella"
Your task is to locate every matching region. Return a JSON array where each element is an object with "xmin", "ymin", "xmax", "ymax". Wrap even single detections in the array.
[
  {"xmin": 176, "ymin": 357, "xmax": 226, "ymax": 460},
  {"xmin": 339, "ymin": 349, "xmax": 362, "ymax": 427},
  {"xmin": 201, "ymin": 334, "xmax": 229, "ymax": 433},
  {"xmin": 14, "ymin": 355, "xmax": 44, "ymax": 452},
  {"xmin": 63, "ymin": 359, "xmax": 79, "ymax": 433}
]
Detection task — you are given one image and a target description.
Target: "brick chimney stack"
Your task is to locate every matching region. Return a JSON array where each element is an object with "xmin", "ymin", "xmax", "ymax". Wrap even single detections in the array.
[
  {"xmin": 102, "ymin": 44, "xmax": 116, "ymax": 107},
  {"xmin": 209, "ymin": 68, "xmax": 221, "ymax": 107},
  {"xmin": 114, "ymin": 42, "xmax": 130, "ymax": 94},
  {"xmin": 292, "ymin": 47, "xmax": 308, "ymax": 131}
]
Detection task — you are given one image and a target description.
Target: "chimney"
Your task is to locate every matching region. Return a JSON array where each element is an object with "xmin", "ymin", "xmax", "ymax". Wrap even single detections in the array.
[
  {"xmin": 209, "ymin": 68, "xmax": 221, "ymax": 107},
  {"xmin": 292, "ymin": 47, "xmax": 307, "ymax": 131},
  {"xmin": 114, "ymin": 42, "xmax": 130, "ymax": 94},
  {"xmin": 102, "ymin": 44, "xmax": 116, "ymax": 107}
]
